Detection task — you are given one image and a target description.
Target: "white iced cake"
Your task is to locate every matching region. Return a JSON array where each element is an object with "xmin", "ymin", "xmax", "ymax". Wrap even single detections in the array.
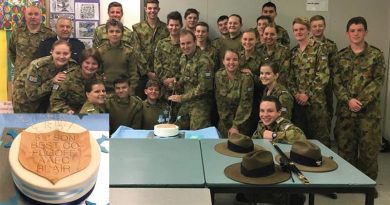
[
  {"xmin": 8, "ymin": 121, "xmax": 100, "ymax": 204},
  {"xmin": 154, "ymin": 124, "xmax": 179, "ymax": 137}
]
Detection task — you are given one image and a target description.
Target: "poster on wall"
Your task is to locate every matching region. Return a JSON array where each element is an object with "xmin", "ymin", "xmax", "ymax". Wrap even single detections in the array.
[
  {"xmin": 0, "ymin": 0, "xmax": 47, "ymax": 30},
  {"xmin": 49, "ymin": 0, "xmax": 100, "ymax": 48}
]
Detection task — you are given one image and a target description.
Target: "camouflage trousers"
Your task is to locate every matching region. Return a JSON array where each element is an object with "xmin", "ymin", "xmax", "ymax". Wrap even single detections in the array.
[
  {"xmin": 292, "ymin": 102, "xmax": 331, "ymax": 147},
  {"xmin": 334, "ymin": 116, "xmax": 381, "ymax": 180},
  {"xmin": 176, "ymin": 99, "xmax": 211, "ymax": 130},
  {"xmin": 324, "ymin": 80, "xmax": 334, "ymax": 130}
]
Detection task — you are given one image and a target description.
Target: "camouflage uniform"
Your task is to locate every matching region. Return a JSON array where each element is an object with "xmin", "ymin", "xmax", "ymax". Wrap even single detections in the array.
[
  {"xmin": 97, "ymin": 41, "xmax": 139, "ymax": 94},
  {"xmin": 258, "ymin": 42, "xmax": 291, "ymax": 86},
  {"xmin": 275, "ymin": 24, "xmax": 290, "ymax": 48},
  {"xmin": 79, "ymin": 101, "xmax": 106, "ymax": 114},
  {"xmin": 175, "ymin": 48, "xmax": 214, "ymax": 130},
  {"xmin": 252, "ymin": 117, "xmax": 306, "ymax": 144},
  {"xmin": 263, "ymin": 82, "xmax": 293, "ymax": 120},
  {"xmin": 238, "ymin": 47, "xmax": 265, "ymax": 135},
  {"xmin": 8, "ymin": 24, "xmax": 56, "ymax": 80},
  {"xmin": 154, "ymin": 37, "xmax": 181, "ymax": 83},
  {"xmin": 310, "ymin": 36, "xmax": 338, "ymax": 129},
  {"xmin": 132, "ymin": 19, "xmax": 169, "ymax": 75},
  {"xmin": 215, "ymin": 69, "xmax": 254, "ymax": 138},
  {"xmin": 142, "ymin": 100, "xmax": 170, "ymax": 130},
  {"xmin": 12, "ymin": 56, "xmax": 78, "ymax": 113},
  {"xmin": 93, "ymin": 24, "xmax": 134, "ymax": 48},
  {"xmin": 200, "ymin": 41, "xmax": 220, "ymax": 72},
  {"xmin": 289, "ymin": 38, "xmax": 330, "ymax": 147},
  {"xmin": 49, "ymin": 68, "xmax": 103, "ymax": 113},
  {"xmin": 333, "ymin": 42, "xmax": 385, "ymax": 180},
  {"xmin": 105, "ymin": 95, "xmax": 143, "ymax": 134}
]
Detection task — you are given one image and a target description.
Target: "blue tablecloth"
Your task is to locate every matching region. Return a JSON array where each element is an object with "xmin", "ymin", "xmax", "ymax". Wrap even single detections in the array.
[{"xmin": 111, "ymin": 125, "xmax": 220, "ymax": 139}]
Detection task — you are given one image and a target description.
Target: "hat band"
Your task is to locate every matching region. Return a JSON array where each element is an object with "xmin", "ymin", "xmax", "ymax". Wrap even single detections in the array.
[
  {"xmin": 227, "ymin": 140, "xmax": 254, "ymax": 153},
  {"xmin": 240, "ymin": 163, "xmax": 275, "ymax": 177},
  {"xmin": 290, "ymin": 151, "xmax": 322, "ymax": 167}
]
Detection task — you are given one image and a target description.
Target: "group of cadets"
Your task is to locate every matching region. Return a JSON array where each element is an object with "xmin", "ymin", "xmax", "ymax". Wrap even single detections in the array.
[{"xmin": 8, "ymin": 0, "xmax": 386, "ymax": 198}]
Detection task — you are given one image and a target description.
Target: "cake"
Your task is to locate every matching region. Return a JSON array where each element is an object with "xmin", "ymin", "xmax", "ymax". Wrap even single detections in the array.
[
  {"xmin": 154, "ymin": 123, "xmax": 179, "ymax": 137},
  {"xmin": 8, "ymin": 121, "xmax": 100, "ymax": 204}
]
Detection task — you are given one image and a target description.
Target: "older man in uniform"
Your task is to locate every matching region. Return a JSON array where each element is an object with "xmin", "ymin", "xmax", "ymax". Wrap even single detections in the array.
[
  {"xmin": 334, "ymin": 17, "xmax": 386, "ymax": 195},
  {"xmin": 168, "ymin": 30, "xmax": 214, "ymax": 130},
  {"xmin": 36, "ymin": 16, "xmax": 85, "ymax": 62},
  {"xmin": 93, "ymin": 1, "xmax": 133, "ymax": 48},
  {"xmin": 8, "ymin": 5, "xmax": 55, "ymax": 81},
  {"xmin": 289, "ymin": 17, "xmax": 330, "ymax": 147}
]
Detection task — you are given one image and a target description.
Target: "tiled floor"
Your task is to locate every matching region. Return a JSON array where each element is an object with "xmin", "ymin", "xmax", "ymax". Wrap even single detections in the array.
[{"xmin": 213, "ymin": 151, "xmax": 390, "ymax": 205}]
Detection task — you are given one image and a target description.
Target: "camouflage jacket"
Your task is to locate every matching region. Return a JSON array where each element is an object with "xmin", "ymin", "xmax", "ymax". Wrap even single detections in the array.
[
  {"xmin": 8, "ymin": 24, "xmax": 56, "ymax": 80},
  {"xmin": 177, "ymin": 48, "xmax": 214, "ymax": 103},
  {"xmin": 79, "ymin": 101, "xmax": 106, "ymax": 114},
  {"xmin": 252, "ymin": 117, "xmax": 306, "ymax": 144},
  {"xmin": 93, "ymin": 24, "xmax": 134, "ymax": 48},
  {"xmin": 259, "ymin": 42, "xmax": 290, "ymax": 86},
  {"xmin": 12, "ymin": 56, "xmax": 78, "ymax": 113},
  {"xmin": 141, "ymin": 100, "xmax": 170, "ymax": 130},
  {"xmin": 97, "ymin": 41, "xmax": 139, "ymax": 93},
  {"xmin": 289, "ymin": 38, "xmax": 329, "ymax": 104},
  {"xmin": 105, "ymin": 95, "xmax": 143, "ymax": 133},
  {"xmin": 238, "ymin": 47, "xmax": 264, "ymax": 76},
  {"xmin": 275, "ymin": 24, "xmax": 290, "ymax": 48},
  {"xmin": 334, "ymin": 42, "xmax": 386, "ymax": 118},
  {"xmin": 154, "ymin": 37, "xmax": 181, "ymax": 80},
  {"xmin": 200, "ymin": 42, "xmax": 220, "ymax": 72},
  {"xmin": 49, "ymin": 68, "xmax": 103, "ymax": 113},
  {"xmin": 263, "ymin": 82, "xmax": 293, "ymax": 120},
  {"xmin": 215, "ymin": 69, "xmax": 254, "ymax": 129},
  {"xmin": 132, "ymin": 19, "xmax": 169, "ymax": 73}
]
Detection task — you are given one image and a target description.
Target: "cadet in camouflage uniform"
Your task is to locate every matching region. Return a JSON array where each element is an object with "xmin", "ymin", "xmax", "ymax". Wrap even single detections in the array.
[
  {"xmin": 260, "ymin": 62, "xmax": 293, "ymax": 120},
  {"xmin": 289, "ymin": 17, "xmax": 330, "ymax": 147},
  {"xmin": 261, "ymin": 2, "xmax": 290, "ymax": 47},
  {"xmin": 97, "ymin": 19, "xmax": 139, "ymax": 94},
  {"xmin": 213, "ymin": 14, "xmax": 243, "ymax": 65},
  {"xmin": 259, "ymin": 25, "xmax": 290, "ymax": 86},
  {"xmin": 105, "ymin": 77, "xmax": 143, "ymax": 134},
  {"xmin": 8, "ymin": 6, "xmax": 55, "ymax": 81},
  {"xmin": 13, "ymin": 41, "xmax": 78, "ymax": 113},
  {"xmin": 49, "ymin": 48, "xmax": 103, "ymax": 113},
  {"xmin": 132, "ymin": 0, "xmax": 169, "ymax": 97},
  {"xmin": 239, "ymin": 29, "xmax": 264, "ymax": 135},
  {"xmin": 142, "ymin": 80, "xmax": 169, "ymax": 129},
  {"xmin": 215, "ymin": 50, "xmax": 253, "ymax": 138},
  {"xmin": 334, "ymin": 17, "xmax": 386, "ymax": 181},
  {"xmin": 310, "ymin": 15, "xmax": 338, "ymax": 130},
  {"xmin": 168, "ymin": 30, "xmax": 214, "ymax": 130},
  {"xmin": 252, "ymin": 96, "xmax": 306, "ymax": 144},
  {"xmin": 93, "ymin": 2, "xmax": 134, "ymax": 48},
  {"xmin": 79, "ymin": 79, "xmax": 107, "ymax": 114},
  {"xmin": 195, "ymin": 22, "xmax": 220, "ymax": 71}
]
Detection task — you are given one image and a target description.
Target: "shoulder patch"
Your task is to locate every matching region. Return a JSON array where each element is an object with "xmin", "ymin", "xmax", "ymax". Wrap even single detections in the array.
[
  {"xmin": 276, "ymin": 117, "xmax": 284, "ymax": 124},
  {"xmin": 27, "ymin": 75, "xmax": 39, "ymax": 83}
]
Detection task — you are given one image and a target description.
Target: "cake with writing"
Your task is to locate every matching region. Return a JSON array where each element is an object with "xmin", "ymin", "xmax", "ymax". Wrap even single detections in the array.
[
  {"xmin": 154, "ymin": 123, "xmax": 179, "ymax": 137},
  {"xmin": 8, "ymin": 121, "xmax": 100, "ymax": 204}
]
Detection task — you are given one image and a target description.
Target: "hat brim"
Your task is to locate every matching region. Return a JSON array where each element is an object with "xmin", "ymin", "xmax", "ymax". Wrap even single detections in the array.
[
  {"xmin": 275, "ymin": 152, "xmax": 338, "ymax": 172},
  {"xmin": 224, "ymin": 163, "xmax": 291, "ymax": 185},
  {"xmin": 214, "ymin": 142, "xmax": 264, "ymax": 158}
]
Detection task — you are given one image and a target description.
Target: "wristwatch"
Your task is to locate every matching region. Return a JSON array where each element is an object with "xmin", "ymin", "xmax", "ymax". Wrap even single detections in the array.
[{"xmin": 272, "ymin": 132, "xmax": 277, "ymax": 139}]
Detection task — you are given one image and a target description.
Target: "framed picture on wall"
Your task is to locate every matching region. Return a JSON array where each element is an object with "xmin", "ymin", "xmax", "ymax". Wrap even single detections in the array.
[
  {"xmin": 75, "ymin": 2, "xmax": 99, "ymax": 20},
  {"xmin": 75, "ymin": 21, "xmax": 98, "ymax": 38},
  {"xmin": 50, "ymin": 0, "xmax": 75, "ymax": 13}
]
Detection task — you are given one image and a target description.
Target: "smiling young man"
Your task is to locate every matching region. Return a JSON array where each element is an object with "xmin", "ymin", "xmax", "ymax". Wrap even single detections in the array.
[
  {"xmin": 8, "ymin": 5, "xmax": 55, "ymax": 81},
  {"xmin": 36, "ymin": 16, "xmax": 85, "ymax": 62},
  {"xmin": 97, "ymin": 19, "xmax": 139, "ymax": 94},
  {"xmin": 105, "ymin": 77, "xmax": 143, "ymax": 134},
  {"xmin": 334, "ymin": 17, "xmax": 385, "ymax": 191},
  {"xmin": 183, "ymin": 8, "xmax": 199, "ymax": 32},
  {"xmin": 93, "ymin": 2, "xmax": 134, "ymax": 48},
  {"xmin": 167, "ymin": 30, "xmax": 214, "ymax": 130}
]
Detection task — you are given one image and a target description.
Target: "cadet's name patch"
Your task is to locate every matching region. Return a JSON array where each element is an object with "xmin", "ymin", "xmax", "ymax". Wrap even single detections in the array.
[
  {"xmin": 205, "ymin": 72, "xmax": 211, "ymax": 77},
  {"xmin": 28, "ymin": 75, "xmax": 39, "ymax": 83},
  {"xmin": 321, "ymin": 56, "xmax": 327, "ymax": 60},
  {"xmin": 248, "ymin": 88, "xmax": 253, "ymax": 92}
]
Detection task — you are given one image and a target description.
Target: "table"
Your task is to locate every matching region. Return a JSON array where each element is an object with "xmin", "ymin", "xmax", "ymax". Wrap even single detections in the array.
[
  {"xmin": 200, "ymin": 139, "xmax": 376, "ymax": 205},
  {"xmin": 110, "ymin": 138, "xmax": 205, "ymax": 187},
  {"xmin": 110, "ymin": 188, "xmax": 212, "ymax": 205},
  {"xmin": 111, "ymin": 125, "xmax": 220, "ymax": 139}
]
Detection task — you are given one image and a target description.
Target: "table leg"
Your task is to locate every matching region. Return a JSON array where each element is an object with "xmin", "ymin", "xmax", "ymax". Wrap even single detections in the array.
[
  {"xmin": 365, "ymin": 188, "xmax": 375, "ymax": 205},
  {"xmin": 309, "ymin": 193, "xmax": 315, "ymax": 205}
]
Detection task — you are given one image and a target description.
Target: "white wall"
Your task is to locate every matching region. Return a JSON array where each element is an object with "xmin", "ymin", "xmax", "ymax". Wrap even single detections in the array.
[{"xmin": 99, "ymin": 1, "xmax": 140, "ymax": 28}]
